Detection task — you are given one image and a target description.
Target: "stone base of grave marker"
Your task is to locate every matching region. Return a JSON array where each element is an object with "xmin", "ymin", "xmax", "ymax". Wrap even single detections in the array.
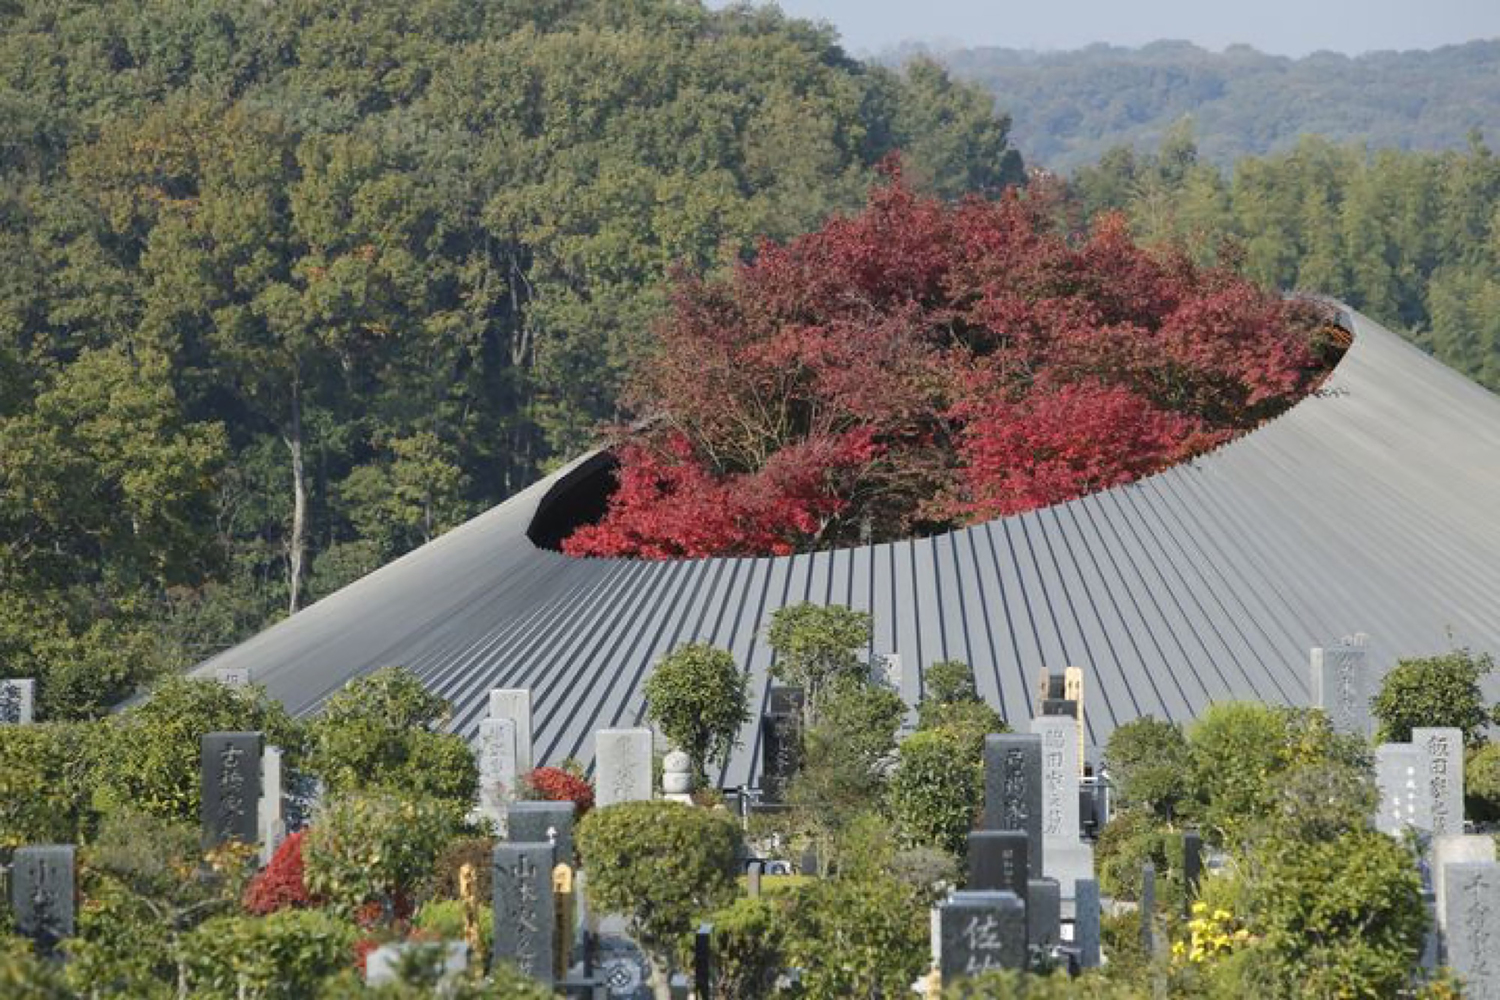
[
  {"xmin": 508, "ymin": 801, "xmax": 577, "ymax": 867},
  {"xmin": 1045, "ymin": 841, "xmax": 1095, "ymax": 902},
  {"xmin": 1074, "ymin": 878, "xmax": 1101, "ymax": 969}
]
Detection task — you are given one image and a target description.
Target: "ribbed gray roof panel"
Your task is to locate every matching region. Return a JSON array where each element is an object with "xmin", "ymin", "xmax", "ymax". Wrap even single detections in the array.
[{"xmin": 196, "ymin": 309, "xmax": 1500, "ymax": 772}]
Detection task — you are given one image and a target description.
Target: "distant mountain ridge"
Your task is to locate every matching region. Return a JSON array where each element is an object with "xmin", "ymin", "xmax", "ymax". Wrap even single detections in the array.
[{"xmin": 895, "ymin": 39, "xmax": 1500, "ymax": 171}]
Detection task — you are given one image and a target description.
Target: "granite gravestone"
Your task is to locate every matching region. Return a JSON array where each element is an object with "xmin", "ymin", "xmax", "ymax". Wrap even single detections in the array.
[
  {"xmin": 201, "ymin": 731, "xmax": 263, "ymax": 847},
  {"xmin": 9, "ymin": 845, "xmax": 75, "ymax": 950},
  {"xmin": 968, "ymin": 830, "xmax": 1028, "ymax": 902},
  {"xmin": 1310, "ymin": 635, "xmax": 1372, "ymax": 737},
  {"xmin": 1030, "ymin": 716, "xmax": 1093, "ymax": 899},
  {"xmin": 1443, "ymin": 861, "xmax": 1500, "ymax": 997},
  {"xmin": 595, "ymin": 729, "xmax": 652, "ymax": 808},
  {"xmin": 1183, "ymin": 829, "xmax": 1203, "ymax": 902},
  {"xmin": 939, "ymin": 891, "xmax": 1026, "ymax": 982},
  {"xmin": 1375, "ymin": 742, "xmax": 1433, "ymax": 836},
  {"xmin": 1027, "ymin": 878, "xmax": 1061, "ymax": 955},
  {"xmin": 0, "ymin": 678, "xmax": 35, "ymax": 724},
  {"xmin": 760, "ymin": 687, "xmax": 804, "ymax": 802},
  {"xmin": 1140, "ymin": 862, "xmax": 1157, "ymax": 954},
  {"xmin": 984, "ymin": 733, "xmax": 1043, "ymax": 876},
  {"xmin": 694, "ymin": 923, "xmax": 713, "ymax": 1000},
  {"xmin": 494, "ymin": 843, "xmax": 555, "ymax": 985},
  {"xmin": 1074, "ymin": 878, "xmax": 1102, "ymax": 969},
  {"xmin": 489, "ymin": 688, "xmax": 534, "ymax": 774},
  {"xmin": 477, "ymin": 717, "xmax": 520, "ymax": 830},
  {"xmin": 1413, "ymin": 727, "xmax": 1464, "ymax": 837},
  {"xmin": 258, "ymin": 744, "xmax": 285, "ymax": 866},
  {"xmin": 508, "ymin": 800, "xmax": 577, "ymax": 867},
  {"xmin": 1434, "ymin": 835, "xmax": 1497, "ymax": 940}
]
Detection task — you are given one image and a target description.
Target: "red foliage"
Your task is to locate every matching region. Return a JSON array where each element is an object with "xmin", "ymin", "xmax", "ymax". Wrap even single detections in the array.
[
  {"xmin": 522, "ymin": 766, "xmax": 596, "ymax": 819},
  {"xmin": 566, "ymin": 175, "xmax": 1337, "ymax": 558},
  {"xmin": 243, "ymin": 830, "xmax": 311, "ymax": 915}
]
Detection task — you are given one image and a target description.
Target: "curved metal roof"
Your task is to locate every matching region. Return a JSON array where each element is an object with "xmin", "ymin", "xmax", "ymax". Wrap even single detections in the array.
[{"xmin": 197, "ymin": 308, "xmax": 1500, "ymax": 784}]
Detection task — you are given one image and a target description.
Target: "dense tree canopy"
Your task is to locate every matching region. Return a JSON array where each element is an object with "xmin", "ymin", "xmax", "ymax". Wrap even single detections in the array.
[
  {"xmin": 565, "ymin": 172, "xmax": 1339, "ymax": 558},
  {"xmin": 0, "ymin": 0, "xmax": 1021, "ymax": 717}
]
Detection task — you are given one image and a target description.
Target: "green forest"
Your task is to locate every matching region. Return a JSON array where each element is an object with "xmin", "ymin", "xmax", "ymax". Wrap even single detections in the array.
[
  {"xmin": 929, "ymin": 39, "xmax": 1500, "ymax": 171},
  {"xmin": 0, "ymin": 0, "xmax": 1021, "ymax": 719},
  {"xmin": 2, "ymin": 1, "xmax": 1498, "ymax": 723}
]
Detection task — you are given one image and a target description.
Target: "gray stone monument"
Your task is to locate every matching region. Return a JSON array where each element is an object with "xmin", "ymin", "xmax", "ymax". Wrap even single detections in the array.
[
  {"xmin": 1140, "ymin": 862, "xmax": 1157, "ymax": 955},
  {"xmin": 258, "ymin": 744, "xmax": 285, "ymax": 865},
  {"xmin": 477, "ymin": 717, "xmax": 520, "ymax": 832},
  {"xmin": 1443, "ymin": 861, "xmax": 1500, "ymax": 998},
  {"xmin": 595, "ymin": 728, "xmax": 653, "ymax": 808},
  {"xmin": 1183, "ymin": 829, "xmax": 1203, "ymax": 902},
  {"xmin": 1030, "ymin": 715, "xmax": 1094, "ymax": 899},
  {"xmin": 760, "ymin": 687, "xmax": 804, "ymax": 802},
  {"xmin": 1434, "ymin": 835, "xmax": 1498, "ymax": 940},
  {"xmin": 984, "ymin": 733, "xmax": 1043, "ymax": 876},
  {"xmin": 1413, "ymin": 727, "xmax": 1464, "ymax": 837},
  {"xmin": 968, "ymin": 830, "xmax": 1028, "ymax": 902},
  {"xmin": 214, "ymin": 667, "xmax": 251, "ymax": 688},
  {"xmin": 938, "ymin": 891, "xmax": 1026, "ymax": 982},
  {"xmin": 489, "ymin": 688, "xmax": 534, "ymax": 774},
  {"xmin": 508, "ymin": 800, "xmax": 577, "ymax": 867},
  {"xmin": 201, "ymin": 731, "xmax": 264, "ymax": 847},
  {"xmin": 9, "ymin": 845, "xmax": 75, "ymax": 950},
  {"xmin": 0, "ymin": 678, "xmax": 35, "ymax": 725},
  {"xmin": 365, "ymin": 941, "xmax": 468, "ymax": 986},
  {"xmin": 1027, "ymin": 878, "xmax": 1061, "ymax": 956},
  {"xmin": 1074, "ymin": 878, "xmax": 1102, "ymax": 969},
  {"xmin": 1375, "ymin": 742, "xmax": 1433, "ymax": 836},
  {"xmin": 493, "ymin": 842, "xmax": 555, "ymax": 985},
  {"xmin": 1310, "ymin": 635, "xmax": 1372, "ymax": 737}
]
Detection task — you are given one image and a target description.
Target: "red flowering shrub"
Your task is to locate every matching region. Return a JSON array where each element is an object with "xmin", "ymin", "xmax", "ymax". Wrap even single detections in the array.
[
  {"xmin": 565, "ymin": 167, "xmax": 1340, "ymax": 558},
  {"xmin": 521, "ymin": 766, "xmax": 595, "ymax": 819},
  {"xmin": 243, "ymin": 830, "xmax": 312, "ymax": 915}
]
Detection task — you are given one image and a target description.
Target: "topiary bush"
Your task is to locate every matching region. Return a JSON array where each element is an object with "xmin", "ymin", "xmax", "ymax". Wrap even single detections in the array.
[
  {"xmin": 702, "ymin": 897, "xmax": 785, "ymax": 1000},
  {"xmin": 886, "ymin": 728, "xmax": 980, "ymax": 857},
  {"xmin": 1372, "ymin": 649, "xmax": 1497, "ymax": 746},
  {"xmin": 643, "ymin": 642, "xmax": 750, "ymax": 784},
  {"xmin": 1105, "ymin": 716, "xmax": 1193, "ymax": 820},
  {"xmin": 180, "ymin": 909, "xmax": 356, "ymax": 999},
  {"xmin": 1465, "ymin": 742, "xmax": 1500, "ymax": 822},
  {"xmin": 781, "ymin": 871, "xmax": 930, "ymax": 998}
]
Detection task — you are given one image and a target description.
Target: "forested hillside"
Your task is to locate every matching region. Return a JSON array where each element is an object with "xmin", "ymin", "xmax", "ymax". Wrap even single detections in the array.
[
  {"xmin": 922, "ymin": 39, "xmax": 1500, "ymax": 171},
  {"xmin": 1065, "ymin": 130, "xmax": 1500, "ymax": 394},
  {"xmin": 0, "ymin": 0, "xmax": 1022, "ymax": 718}
]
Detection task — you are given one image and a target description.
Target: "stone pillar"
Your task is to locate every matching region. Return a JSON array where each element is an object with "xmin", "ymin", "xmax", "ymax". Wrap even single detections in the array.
[
  {"xmin": 489, "ymin": 688, "xmax": 534, "ymax": 774},
  {"xmin": 1026, "ymin": 878, "xmax": 1061, "ymax": 956},
  {"xmin": 1434, "ymin": 835, "xmax": 1497, "ymax": 942},
  {"xmin": 760, "ymin": 687, "xmax": 804, "ymax": 802},
  {"xmin": 201, "ymin": 731, "xmax": 264, "ymax": 847},
  {"xmin": 1030, "ymin": 716, "xmax": 1093, "ymax": 899},
  {"xmin": 1413, "ymin": 727, "xmax": 1464, "ymax": 837},
  {"xmin": 1443, "ymin": 861, "xmax": 1500, "ymax": 997},
  {"xmin": 983, "ymin": 733, "xmax": 1043, "ymax": 876},
  {"xmin": 595, "ymin": 728, "xmax": 653, "ymax": 808},
  {"xmin": 259, "ymin": 744, "xmax": 285, "ymax": 865},
  {"xmin": 1310, "ymin": 634, "xmax": 1372, "ymax": 737},
  {"xmin": 477, "ymin": 717, "xmax": 519, "ymax": 833},
  {"xmin": 493, "ymin": 842, "xmax": 555, "ymax": 985}
]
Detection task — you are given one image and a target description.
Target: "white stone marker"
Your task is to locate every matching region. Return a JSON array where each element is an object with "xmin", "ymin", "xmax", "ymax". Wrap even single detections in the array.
[
  {"xmin": 1030, "ymin": 714, "xmax": 1094, "ymax": 899},
  {"xmin": 489, "ymin": 689, "xmax": 534, "ymax": 774},
  {"xmin": 596, "ymin": 728, "xmax": 653, "ymax": 807},
  {"xmin": 477, "ymin": 717, "xmax": 519, "ymax": 833},
  {"xmin": 1310, "ymin": 634, "xmax": 1372, "ymax": 737},
  {"xmin": 1434, "ymin": 835, "xmax": 1498, "ymax": 941},
  {"xmin": 1413, "ymin": 727, "xmax": 1465, "ymax": 837},
  {"xmin": 258, "ymin": 745, "xmax": 285, "ymax": 866},
  {"xmin": 1375, "ymin": 742, "xmax": 1432, "ymax": 836}
]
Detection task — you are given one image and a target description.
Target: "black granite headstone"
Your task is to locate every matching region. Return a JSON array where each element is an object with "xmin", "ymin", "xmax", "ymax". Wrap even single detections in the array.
[
  {"xmin": 494, "ymin": 842, "xmax": 555, "ymax": 984},
  {"xmin": 968, "ymin": 830, "xmax": 1029, "ymax": 903},
  {"xmin": 9, "ymin": 845, "xmax": 75, "ymax": 950},
  {"xmin": 1026, "ymin": 878, "xmax": 1061, "ymax": 957},
  {"xmin": 983, "ymin": 733, "xmax": 1043, "ymax": 875},
  {"xmin": 1140, "ymin": 862, "xmax": 1156, "ymax": 955},
  {"xmin": 694, "ymin": 922, "xmax": 713, "ymax": 999},
  {"xmin": 939, "ymin": 891, "xmax": 1026, "ymax": 982},
  {"xmin": 508, "ymin": 801, "xmax": 577, "ymax": 867},
  {"xmin": 760, "ymin": 687, "xmax": 804, "ymax": 802},
  {"xmin": 1183, "ymin": 829, "xmax": 1202, "ymax": 904},
  {"xmin": 201, "ymin": 731, "xmax": 263, "ymax": 847},
  {"xmin": 1075, "ymin": 877, "xmax": 1101, "ymax": 968}
]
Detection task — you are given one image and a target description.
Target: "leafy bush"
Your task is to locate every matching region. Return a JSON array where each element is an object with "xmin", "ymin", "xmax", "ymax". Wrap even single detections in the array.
[
  {"xmin": 1105, "ymin": 716, "xmax": 1192, "ymax": 820},
  {"xmin": 0, "ymin": 721, "xmax": 103, "ymax": 848},
  {"xmin": 1466, "ymin": 742, "xmax": 1500, "ymax": 822},
  {"xmin": 781, "ymin": 872, "xmax": 930, "ymax": 999},
  {"xmin": 1094, "ymin": 808, "xmax": 1174, "ymax": 904},
  {"xmin": 644, "ymin": 642, "xmax": 751, "ymax": 783},
  {"xmin": 576, "ymin": 801, "xmax": 741, "ymax": 989},
  {"xmin": 425, "ymin": 836, "xmax": 496, "ymax": 905},
  {"xmin": 93, "ymin": 675, "xmax": 301, "ymax": 824},
  {"xmin": 180, "ymin": 909, "xmax": 356, "ymax": 999},
  {"xmin": 519, "ymin": 766, "xmax": 595, "ymax": 818},
  {"xmin": 887, "ymin": 728, "xmax": 980, "ymax": 857},
  {"xmin": 0, "ymin": 935, "xmax": 73, "ymax": 999},
  {"xmin": 703, "ymin": 897, "xmax": 785, "ymax": 1000},
  {"xmin": 302, "ymin": 792, "xmax": 463, "ymax": 922},
  {"xmin": 244, "ymin": 830, "xmax": 312, "ymax": 915},
  {"xmin": 1372, "ymin": 649, "xmax": 1497, "ymax": 746},
  {"xmin": 304, "ymin": 667, "xmax": 476, "ymax": 805},
  {"xmin": 766, "ymin": 602, "xmax": 873, "ymax": 722},
  {"xmin": 413, "ymin": 898, "xmax": 493, "ymax": 947}
]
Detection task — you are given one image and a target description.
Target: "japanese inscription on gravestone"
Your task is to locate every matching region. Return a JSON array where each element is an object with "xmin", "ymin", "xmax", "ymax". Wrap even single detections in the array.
[
  {"xmin": 0, "ymin": 678, "xmax": 35, "ymax": 724},
  {"xmin": 10, "ymin": 845, "xmax": 75, "ymax": 950},
  {"xmin": 984, "ymin": 733, "xmax": 1043, "ymax": 875},
  {"xmin": 201, "ymin": 732, "xmax": 263, "ymax": 847},
  {"xmin": 939, "ymin": 891, "xmax": 1026, "ymax": 981},
  {"xmin": 1375, "ymin": 742, "xmax": 1432, "ymax": 836},
  {"xmin": 493, "ymin": 843, "xmax": 555, "ymax": 984},
  {"xmin": 477, "ymin": 717, "xmax": 519, "ymax": 826},
  {"xmin": 489, "ymin": 688, "xmax": 534, "ymax": 774},
  {"xmin": 1310, "ymin": 635, "xmax": 1371, "ymax": 737},
  {"xmin": 1444, "ymin": 862, "xmax": 1500, "ymax": 998},
  {"xmin": 968, "ymin": 830, "xmax": 1028, "ymax": 902},
  {"xmin": 1413, "ymin": 727, "xmax": 1464, "ymax": 837},
  {"xmin": 595, "ymin": 728, "xmax": 652, "ymax": 808}
]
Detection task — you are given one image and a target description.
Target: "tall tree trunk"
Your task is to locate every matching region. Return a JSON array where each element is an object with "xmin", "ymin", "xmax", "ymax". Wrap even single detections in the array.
[{"xmin": 285, "ymin": 374, "xmax": 307, "ymax": 615}]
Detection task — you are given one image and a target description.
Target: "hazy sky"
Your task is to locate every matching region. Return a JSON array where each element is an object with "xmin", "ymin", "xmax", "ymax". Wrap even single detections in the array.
[{"xmin": 713, "ymin": 0, "xmax": 1500, "ymax": 57}]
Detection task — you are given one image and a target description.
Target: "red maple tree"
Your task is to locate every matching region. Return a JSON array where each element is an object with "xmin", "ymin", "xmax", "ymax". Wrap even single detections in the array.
[{"xmin": 565, "ymin": 168, "xmax": 1337, "ymax": 558}]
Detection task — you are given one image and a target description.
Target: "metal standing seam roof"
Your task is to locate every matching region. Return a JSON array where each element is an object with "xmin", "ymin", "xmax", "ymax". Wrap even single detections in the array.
[{"xmin": 195, "ymin": 307, "xmax": 1500, "ymax": 785}]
